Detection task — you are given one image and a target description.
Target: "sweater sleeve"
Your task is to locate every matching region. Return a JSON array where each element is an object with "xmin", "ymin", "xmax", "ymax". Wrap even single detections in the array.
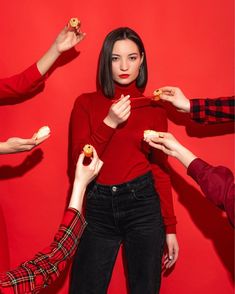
[
  {"xmin": 187, "ymin": 158, "xmax": 234, "ymax": 226},
  {"xmin": 0, "ymin": 63, "xmax": 45, "ymax": 99},
  {"xmin": 70, "ymin": 94, "xmax": 116, "ymax": 169},
  {"xmin": 150, "ymin": 107, "xmax": 177, "ymax": 233},
  {"xmin": 0, "ymin": 209, "xmax": 87, "ymax": 294},
  {"xmin": 190, "ymin": 97, "xmax": 235, "ymax": 124}
]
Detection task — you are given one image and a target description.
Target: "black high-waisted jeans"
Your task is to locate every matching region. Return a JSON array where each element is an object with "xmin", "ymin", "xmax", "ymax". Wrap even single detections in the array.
[{"xmin": 70, "ymin": 171, "xmax": 165, "ymax": 294}]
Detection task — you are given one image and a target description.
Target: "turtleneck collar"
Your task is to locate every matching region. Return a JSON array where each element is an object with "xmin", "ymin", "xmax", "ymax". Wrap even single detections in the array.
[{"xmin": 113, "ymin": 81, "xmax": 143, "ymax": 99}]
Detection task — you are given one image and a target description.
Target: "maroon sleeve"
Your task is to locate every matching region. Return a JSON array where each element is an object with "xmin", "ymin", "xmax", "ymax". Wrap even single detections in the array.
[
  {"xmin": 0, "ymin": 63, "xmax": 44, "ymax": 99},
  {"xmin": 187, "ymin": 158, "xmax": 234, "ymax": 226}
]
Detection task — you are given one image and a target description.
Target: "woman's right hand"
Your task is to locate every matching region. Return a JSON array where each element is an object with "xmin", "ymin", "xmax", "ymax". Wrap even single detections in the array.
[{"xmin": 103, "ymin": 94, "xmax": 131, "ymax": 128}]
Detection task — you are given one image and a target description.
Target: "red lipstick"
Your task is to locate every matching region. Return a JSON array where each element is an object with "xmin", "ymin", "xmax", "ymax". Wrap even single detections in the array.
[{"xmin": 119, "ymin": 74, "xmax": 130, "ymax": 79}]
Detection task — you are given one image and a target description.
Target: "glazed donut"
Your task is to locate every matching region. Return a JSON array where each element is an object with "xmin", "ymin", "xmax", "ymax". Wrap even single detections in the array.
[
  {"xmin": 69, "ymin": 17, "xmax": 81, "ymax": 29},
  {"xmin": 153, "ymin": 89, "xmax": 162, "ymax": 101},
  {"xmin": 83, "ymin": 144, "xmax": 93, "ymax": 157}
]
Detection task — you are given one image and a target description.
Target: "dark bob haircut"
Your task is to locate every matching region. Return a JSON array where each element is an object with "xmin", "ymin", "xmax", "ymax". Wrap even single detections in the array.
[{"xmin": 98, "ymin": 27, "xmax": 148, "ymax": 98}]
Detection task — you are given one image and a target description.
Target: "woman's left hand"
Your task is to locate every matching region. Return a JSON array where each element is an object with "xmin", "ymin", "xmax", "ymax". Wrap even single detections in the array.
[{"xmin": 164, "ymin": 233, "xmax": 179, "ymax": 269}]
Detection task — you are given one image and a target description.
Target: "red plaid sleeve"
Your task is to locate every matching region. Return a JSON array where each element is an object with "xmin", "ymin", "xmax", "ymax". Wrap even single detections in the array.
[
  {"xmin": 0, "ymin": 208, "xmax": 87, "ymax": 294},
  {"xmin": 190, "ymin": 96, "xmax": 235, "ymax": 124}
]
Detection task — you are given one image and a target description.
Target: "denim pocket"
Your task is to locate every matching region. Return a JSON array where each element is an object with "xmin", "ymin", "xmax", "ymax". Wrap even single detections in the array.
[
  {"xmin": 132, "ymin": 182, "xmax": 157, "ymax": 200},
  {"xmin": 86, "ymin": 190, "xmax": 95, "ymax": 199}
]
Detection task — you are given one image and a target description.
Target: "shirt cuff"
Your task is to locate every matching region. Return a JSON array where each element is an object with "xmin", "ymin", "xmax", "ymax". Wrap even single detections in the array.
[{"xmin": 187, "ymin": 158, "xmax": 207, "ymax": 181}]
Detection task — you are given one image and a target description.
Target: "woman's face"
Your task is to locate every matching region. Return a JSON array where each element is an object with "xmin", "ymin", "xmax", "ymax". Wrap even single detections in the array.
[{"xmin": 111, "ymin": 39, "xmax": 144, "ymax": 85}]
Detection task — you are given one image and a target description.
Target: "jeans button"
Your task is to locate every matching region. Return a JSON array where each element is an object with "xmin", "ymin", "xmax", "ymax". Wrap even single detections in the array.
[{"xmin": 112, "ymin": 186, "xmax": 117, "ymax": 192}]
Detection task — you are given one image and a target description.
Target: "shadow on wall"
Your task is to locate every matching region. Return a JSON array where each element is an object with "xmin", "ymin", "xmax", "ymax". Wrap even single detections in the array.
[
  {"xmin": 169, "ymin": 165, "xmax": 234, "ymax": 283},
  {"xmin": 0, "ymin": 205, "xmax": 10, "ymax": 271},
  {"xmin": 0, "ymin": 149, "xmax": 44, "ymax": 180}
]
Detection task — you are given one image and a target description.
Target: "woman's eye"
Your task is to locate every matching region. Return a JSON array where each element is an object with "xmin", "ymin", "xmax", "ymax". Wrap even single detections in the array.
[
  {"xmin": 129, "ymin": 56, "xmax": 137, "ymax": 61},
  {"xmin": 112, "ymin": 56, "xmax": 119, "ymax": 61}
]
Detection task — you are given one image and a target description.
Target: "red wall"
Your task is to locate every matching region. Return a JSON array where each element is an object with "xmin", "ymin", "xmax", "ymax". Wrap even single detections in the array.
[{"xmin": 0, "ymin": 1, "xmax": 234, "ymax": 293}]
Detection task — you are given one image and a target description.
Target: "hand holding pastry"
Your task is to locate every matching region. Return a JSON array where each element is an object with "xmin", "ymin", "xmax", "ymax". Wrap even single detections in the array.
[
  {"xmin": 157, "ymin": 86, "xmax": 190, "ymax": 112},
  {"xmin": 55, "ymin": 18, "xmax": 85, "ymax": 53}
]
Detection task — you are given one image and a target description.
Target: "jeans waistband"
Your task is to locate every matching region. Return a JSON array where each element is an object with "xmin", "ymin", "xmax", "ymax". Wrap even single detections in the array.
[{"xmin": 90, "ymin": 171, "xmax": 154, "ymax": 195}]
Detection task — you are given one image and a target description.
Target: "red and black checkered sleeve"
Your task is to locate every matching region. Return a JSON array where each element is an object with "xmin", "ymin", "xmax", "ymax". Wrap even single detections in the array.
[
  {"xmin": 190, "ymin": 96, "xmax": 235, "ymax": 124},
  {"xmin": 0, "ymin": 209, "xmax": 87, "ymax": 294}
]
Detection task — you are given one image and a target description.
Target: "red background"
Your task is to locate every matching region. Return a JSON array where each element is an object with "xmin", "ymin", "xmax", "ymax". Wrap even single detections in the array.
[{"xmin": 0, "ymin": 1, "xmax": 234, "ymax": 293}]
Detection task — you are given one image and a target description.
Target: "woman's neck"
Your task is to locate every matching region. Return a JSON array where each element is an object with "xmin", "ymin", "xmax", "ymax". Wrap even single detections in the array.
[{"xmin": 114, "ymin": 81, "xmax": 143, "ymax": 98}]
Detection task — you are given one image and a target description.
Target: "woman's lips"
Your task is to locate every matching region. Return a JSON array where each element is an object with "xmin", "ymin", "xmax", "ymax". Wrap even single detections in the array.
[{"xmin": 119, "ymin": 74, "xmax": 130, "ymax": 79}]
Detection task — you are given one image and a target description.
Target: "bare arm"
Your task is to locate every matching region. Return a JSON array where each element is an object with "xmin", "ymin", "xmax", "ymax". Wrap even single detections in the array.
[{"xmin": 37, "ymin": 25, "xmax": 85, "ymax": 76}]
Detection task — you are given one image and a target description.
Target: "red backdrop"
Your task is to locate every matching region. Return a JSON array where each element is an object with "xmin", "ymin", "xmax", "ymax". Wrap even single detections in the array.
[{"xmin": 0, "ymin": 1, "xmax": 234, "ymax": 293}]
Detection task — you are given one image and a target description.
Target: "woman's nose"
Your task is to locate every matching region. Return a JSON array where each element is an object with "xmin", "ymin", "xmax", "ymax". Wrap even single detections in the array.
[{"xmin": 120, "ymin": 59, "xmax": 128, "ymax": 71}]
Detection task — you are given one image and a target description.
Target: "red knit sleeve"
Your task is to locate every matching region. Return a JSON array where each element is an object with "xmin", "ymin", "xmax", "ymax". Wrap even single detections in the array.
[
  {"xmin": 0, "ymin": 63, "xmax": 44, "ymax": 99},
  {"xmin": 150, "ymin": 106, "xmax": 177, "ymax": 233}
]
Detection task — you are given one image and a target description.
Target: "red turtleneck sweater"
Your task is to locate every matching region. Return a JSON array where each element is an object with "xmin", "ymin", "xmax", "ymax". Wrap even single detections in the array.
[{"xmin": 70, "ymin": 83, "xmax": 176, "ymax": 233}]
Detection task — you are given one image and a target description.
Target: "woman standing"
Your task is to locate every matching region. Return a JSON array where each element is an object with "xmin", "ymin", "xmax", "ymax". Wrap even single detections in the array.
[{"xmin": 69, "ymin": 27, "xmax": 179, "ymax": 294}]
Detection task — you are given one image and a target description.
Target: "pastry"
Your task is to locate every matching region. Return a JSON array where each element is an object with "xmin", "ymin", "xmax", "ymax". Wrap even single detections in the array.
[
  {"xmin": 83, "ymin": 144, "xmax": 93, "ymax": 157},
  {"xmin": 69, "ymin": 17, "xmax": 81, "ymax": 29},
  {"xmin": 153, "ymin": 89, "xmax": 162, "ymax": 101},
  {"xmin": 143, "ymin": 130, "xmax": 159, "ymax": 140},
  {"xmin": 36, "ymin": 126, "xmax": 50, "ymax": 139}
]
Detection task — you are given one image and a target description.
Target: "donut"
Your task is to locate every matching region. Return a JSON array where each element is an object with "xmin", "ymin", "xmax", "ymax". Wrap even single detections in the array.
[
  {"xmin": 143, "ymin": 130, "xmax": 159, "ymax": 140},
  {"xmin": 69, "ymin": 17, "xmax": 81, "ymax": 29},
  {"xmin": 83, "ymin": 144, "xmax": 93, "ymax": 157},
  {"xmin": 36, "ymin": 126, "xmax": 50, "ymax": 139},
  {"xmin": 153, "ymin": 89, "xmax": 162, "ymax": 101}
]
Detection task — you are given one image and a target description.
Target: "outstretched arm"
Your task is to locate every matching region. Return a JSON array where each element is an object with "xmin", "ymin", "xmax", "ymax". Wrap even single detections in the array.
[
  {"xmin": 144, "ymin": 132, "xmax": 234, "ymax": 227},
  {"xmin": 0, "ymin": 21, "xmax": 85, "ymax": 99},
  {"xmin": 0, "ymin": 147, "xmax": 103, "ymax": 293},
  {"xmin": 37, "ymin": 25, "xmax": 85, "ymax": 75},
  {"xmin": 0, "ymin": 133, "xmax": 50, "ymax": 154}
]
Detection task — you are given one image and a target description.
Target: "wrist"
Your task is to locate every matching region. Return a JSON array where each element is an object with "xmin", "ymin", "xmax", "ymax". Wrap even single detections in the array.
[
  {"xmin": 184, "ymin": 98, "xmax": 190, "ymax": 113},
  {"xmin": 103, "ymin": 117, "xmax": 118, "ymax": 128},
  {"xmin": 68, "ymin": 180, "xmax": 87, "ymax": 212},
  {"xmin": 0, "ymin": 141, "xmax": 11, "ymax": 154},
  {"xmin": 176, "ymin": 145, "xmax": 197, "ymax": 168},
  {"xmin": 49, "ymin": 42, "xmax": 62, "ymax": 57}
]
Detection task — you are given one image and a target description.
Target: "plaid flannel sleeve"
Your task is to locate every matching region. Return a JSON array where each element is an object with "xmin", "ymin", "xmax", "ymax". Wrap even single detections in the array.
[
  {"xmin": 0, "ymin": 208, "xmax": 87, "ymax": 294},
  {"xmin": 190, "ymin": 96, "xmax": 235, "ymax": 124}
]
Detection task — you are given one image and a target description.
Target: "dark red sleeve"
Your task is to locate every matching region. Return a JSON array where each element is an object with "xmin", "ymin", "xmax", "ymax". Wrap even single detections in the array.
[
  {"xmin": 150, "ymin": 106, "xmax": 177, "ymax": 233},
  {"xmin": 0, "ymin": 63, "xmax": 44, "ymax": 99},
  {"xmin": 187, "ymin": 158, "xmax": 234, "ymax": 227}
]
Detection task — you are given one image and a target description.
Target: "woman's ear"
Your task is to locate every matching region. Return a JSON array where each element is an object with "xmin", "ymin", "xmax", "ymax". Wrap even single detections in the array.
[{"xmin": 140, "ymin": 52, "xmax": 144, "ymax": 65}]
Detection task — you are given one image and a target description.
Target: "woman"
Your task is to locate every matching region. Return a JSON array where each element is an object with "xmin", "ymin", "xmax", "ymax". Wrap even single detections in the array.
[{"xmin": 69, "ymin": 27, "xmax": 179, "ymax": 294}]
